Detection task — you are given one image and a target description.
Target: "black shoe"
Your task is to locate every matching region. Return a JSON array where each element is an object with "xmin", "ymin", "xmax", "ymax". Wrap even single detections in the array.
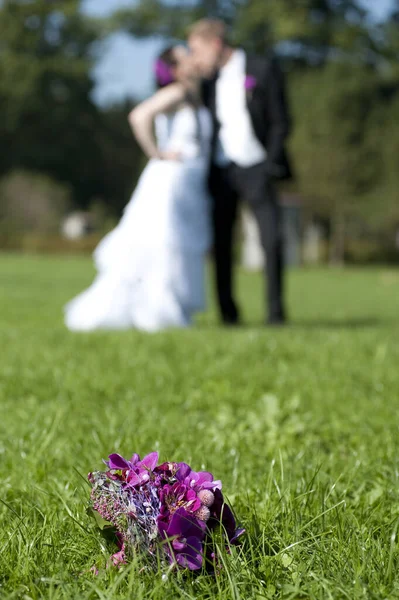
[
  {"xmin": 222, "ymin": 315, "xmax": 241, "ymax": 327},
  {"xmin": 267, "ymin": 315, "xmax": 286, "ymax": 327}
]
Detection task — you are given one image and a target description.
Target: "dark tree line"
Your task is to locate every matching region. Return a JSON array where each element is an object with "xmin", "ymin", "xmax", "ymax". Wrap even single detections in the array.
[
  {"xmin": 1, "ymin": 0, "xmax": 399, "ymax": 259},
  {"xmin": 0, "ymin": 0, "xmax": 142, "ymax": 215}
]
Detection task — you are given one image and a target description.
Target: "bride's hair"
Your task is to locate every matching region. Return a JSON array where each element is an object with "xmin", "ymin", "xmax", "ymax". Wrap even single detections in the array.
[{"xmin": 154, "ymin": 46, "xmax": 177, "ymax": 89}]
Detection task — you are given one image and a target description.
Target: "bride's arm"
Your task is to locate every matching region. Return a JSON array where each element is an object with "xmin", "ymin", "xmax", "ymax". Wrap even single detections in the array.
[{"xmin": 128, "ymin": 84, "xmax": 185, "ymax": 159}]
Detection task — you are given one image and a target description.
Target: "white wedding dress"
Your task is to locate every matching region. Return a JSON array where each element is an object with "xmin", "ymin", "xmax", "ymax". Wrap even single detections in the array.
[{"xmin": 65, "ymin": 106, "xmax": 212, "ymax": 332}]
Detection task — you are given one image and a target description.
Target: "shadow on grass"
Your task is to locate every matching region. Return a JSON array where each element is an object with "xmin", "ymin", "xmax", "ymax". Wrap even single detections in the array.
[
  {"xmin": 291, "ymin": 317, "xmax": 396, "ymax": 330},
  {"xmin": 196, "ymin": 316, "xmax": 397, "ymax": 331}
]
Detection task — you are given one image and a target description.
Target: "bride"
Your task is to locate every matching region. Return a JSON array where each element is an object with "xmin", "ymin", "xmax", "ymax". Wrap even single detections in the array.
[{"xmin": 65, "ymin": 46, "xmax": 212, "ymax": 332}]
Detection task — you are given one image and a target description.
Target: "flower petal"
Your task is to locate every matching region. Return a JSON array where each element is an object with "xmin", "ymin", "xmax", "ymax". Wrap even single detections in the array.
[
  {"xmin": 167, "ymin": 508, "xmax": 191, "ymax": 537},
  {"xmin": 206, "ymin": 479, "xmax": 222, "ymax": 491},
  {"xmin": 230, "ymin": 528, "xmax": 245, "ymax": 544},
  {"xmin": 190, "ymin": 497, "xmax": 202, "ymax": 512},
  {"xmin": 196, "ymin": 471, "xmax": 213, "ymax": 484},
  {"xmin": 137, "ymin": 470, "xmax": 150, "ymax": 485},
  {"xmin": 130, "ymin": 453, "xmax": 140, "ymax": 465},
  {"xmin": 211, "ymin": 488, "xmax": 224, "ymax": 517},
  {"xmin": 221, "ymin": 503, "xmax": 237, "ymax": 538},
  {"xmin": 139, "ymin": 452, "xmax": 158, "ymax": 471},
  {"xmin": 172, "ymin": 539, "xmax": 186, "ymax": 551},
  {"xmin": 126, "ymin": 471, "xmax": 141, "ymax": 486},
  {"xmin": 167, "ymin": 508, "xmax": 205, "ymax": 539},
  {"xmin": 157, "ymin": 518, "xmax": 168, "ymax": 538},
  {"xmin": 109, "ymin": 549, "xmax": 126, "ymax": 568},
  {"xmin": 176, "ymin": 463, "xmax": 191, "ymax": 481},
  {"xmin": 107, "ymin": 454, "xmax": 130, "ymax": 470},
  {"xmin": 175, "ymin": 536, "xmax": 203, "ymax": 570},
  {"xmin": 155, "ymin": 461, "xmax": 172, "ymax": 473},
  {"xmin": 186, "ymin": 489, "xmax": 197, "ymax": 502}
]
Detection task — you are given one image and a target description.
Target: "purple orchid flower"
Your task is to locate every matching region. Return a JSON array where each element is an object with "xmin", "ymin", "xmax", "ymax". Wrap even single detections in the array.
[
  {"xmin": 158, "ymin": 507, "xmax": 206, "ymax": 570},
  {"xmin": 209, "ymin": 489, "xmax": 245, "ymax": 544},
  {"xmin": 176, "ymin": 463, "xmax": 222, "ymax": 492},
  {"xmin": 245, "ymin": 75, "xmax": 257, "ymax": 91},
  {"xmin": 160, "ymin": 482, "xmax": 202, "ymax": 515},
  {"xmin": 107, "ymin": 453, "xmax": 137, "ymax": 470},
  {"xmin": 106, "ymin": 452, "xmax": 159, "ymax": 487},
  {"xmin": 230, "ymin": 527, "xmax": 246, "ymax": 545}
]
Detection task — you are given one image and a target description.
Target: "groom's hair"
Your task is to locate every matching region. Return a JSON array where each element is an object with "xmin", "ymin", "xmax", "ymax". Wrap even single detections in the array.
[{"xmin": 188, "ymin": 18, "xmax": 229, "ymax": 45}]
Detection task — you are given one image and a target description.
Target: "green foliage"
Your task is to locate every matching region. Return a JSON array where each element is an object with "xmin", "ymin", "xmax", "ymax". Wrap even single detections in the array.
[
  {"xmin": 0, "ymin": 1, "xmax": 142, "ymax": 211},
  {"xmin": 362, "ymin": 90, "xmax": 399, "ymax": 229},
  {"xmin": 0, "ymin": 0, "xmax": 398, "ymax": 257},
  {"xmin": 290, "ymin": 62, "xmax": 399, "ymax": 259},
  {"xmin": 1, "ymin": 257, "xmax": 399, "ymax": 597},
  {"xmin": 291, "ymin": 64, "xmax": 381, "ymax": 210},
  {"xmin": 109, "ymin": 0, "xmax": 375, "ymax": 58},
  {"xmin": 0, "ymin": 0, "xmax": 99, "ymax": 189},
  {"xmin": 233, "ymin": 0, "xmax": 372, "ymax": 56}
]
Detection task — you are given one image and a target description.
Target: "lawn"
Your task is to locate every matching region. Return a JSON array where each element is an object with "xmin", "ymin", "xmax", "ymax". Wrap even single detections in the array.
[{"xmin": 1, "ymin": 254, "xmax": 399, "ymax": 599}]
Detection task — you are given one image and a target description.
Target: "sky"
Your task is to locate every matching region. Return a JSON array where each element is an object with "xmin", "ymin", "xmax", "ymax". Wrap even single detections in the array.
[{"xmin": 82, "ymin": 0, "xmax": 395, "ymax": 107}]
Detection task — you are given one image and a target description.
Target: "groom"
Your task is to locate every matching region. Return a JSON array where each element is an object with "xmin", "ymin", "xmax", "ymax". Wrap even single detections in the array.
[{"xmin": 188, "ymin": 19, "xmax": 292, "ymax": 326}]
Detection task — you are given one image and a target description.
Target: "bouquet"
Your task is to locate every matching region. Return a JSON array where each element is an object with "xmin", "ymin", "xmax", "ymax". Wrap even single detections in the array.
[{"xmin": 88, "ymin": 451, "xmax": 244, "ymax": 572}]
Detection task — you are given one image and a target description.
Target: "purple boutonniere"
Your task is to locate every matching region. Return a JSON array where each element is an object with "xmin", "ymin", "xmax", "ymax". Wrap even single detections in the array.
[
  {"xmin": 245, "ymin": 75, "xmax": 257, "ymax": 100},
  {"xmin": 245, "ymin": 75, "xmax": 257, "ymax": 90}
]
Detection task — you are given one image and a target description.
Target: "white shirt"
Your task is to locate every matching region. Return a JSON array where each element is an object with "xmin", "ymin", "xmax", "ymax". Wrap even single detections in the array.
[{"xmin": 215, "ymin": 49, "xmax": 267, "ymax": 168}]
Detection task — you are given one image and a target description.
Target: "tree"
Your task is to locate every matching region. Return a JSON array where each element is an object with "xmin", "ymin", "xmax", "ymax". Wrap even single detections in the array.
[
  {"xmin": 107, "ymin": 0, "xmax": 377, "ymax": 63},
  {"xmin": 290, "ymin": 61, "xmax": 398, "ymax": 262},
  {"xmin": 358, "ymin": 86, "xmax": 399, "ymax": 235},
  {"xmin": 94, "ymin": 101, "xmax": 146, "ymax": 215},
  {"xmin": 2, "ymin": 0, "xmax": 398, "ymax": 259},
  {"xmin": 104, "ymin": 0, "xmax": 241, "ymax": 40},
  {"xmin": 0, "ymin": 0, "xmax": 99, "ymax": 203},
  {"xmin": 0, "ymin": 0, "xmax": 143, "ymax": 212}
]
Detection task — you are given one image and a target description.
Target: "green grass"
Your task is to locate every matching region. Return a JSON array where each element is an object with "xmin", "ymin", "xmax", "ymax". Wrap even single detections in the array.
[{"xmin": 1, "ymin": 253, "xmax": 399, "ymax": 599}]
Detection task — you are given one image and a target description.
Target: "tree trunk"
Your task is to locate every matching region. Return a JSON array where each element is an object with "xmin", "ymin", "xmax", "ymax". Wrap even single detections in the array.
[{"xmin": 329, "ymin": 206, "xmax": 345, "ymax": 265}]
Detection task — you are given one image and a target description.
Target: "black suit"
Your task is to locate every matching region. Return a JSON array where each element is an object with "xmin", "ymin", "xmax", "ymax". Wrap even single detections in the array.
[{"xmin": 202, "ymin": 51, "xmax": 292, "ymax": 324}]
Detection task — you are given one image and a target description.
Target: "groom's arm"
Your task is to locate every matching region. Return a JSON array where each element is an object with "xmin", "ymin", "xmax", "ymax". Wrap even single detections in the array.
[{"xmin": 263, "ymin": 56, "xmax": 291, "ymax": 176}]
